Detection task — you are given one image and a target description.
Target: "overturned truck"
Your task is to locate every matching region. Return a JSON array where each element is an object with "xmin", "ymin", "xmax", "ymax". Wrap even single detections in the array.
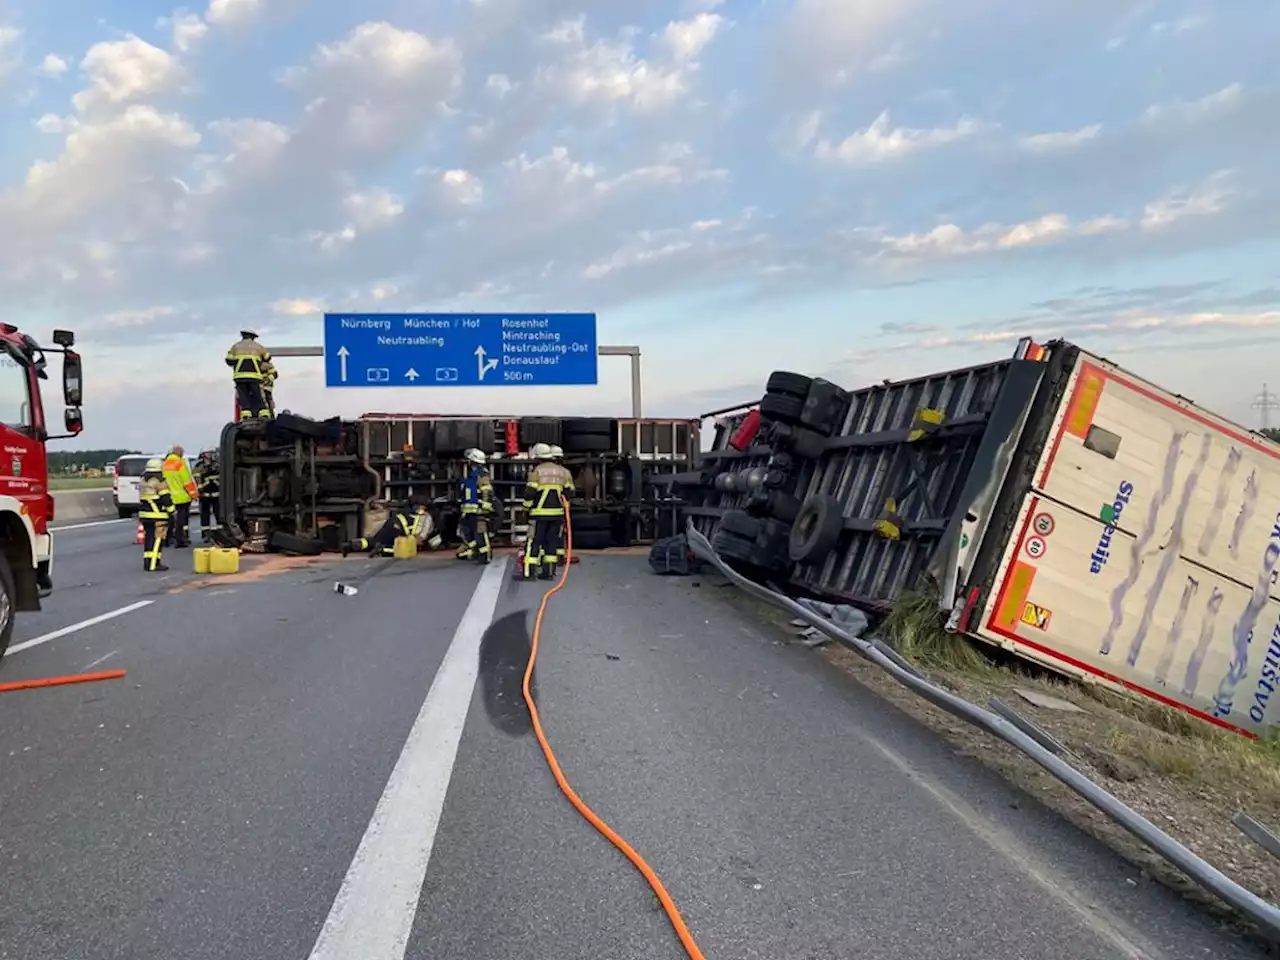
[
  {"xmin": 674, "ymin": 338, "xmax": 1280, "ymax": 738},
  {"xmin": 217, "ymin": 411, "xmax": 697, "ymax": 555}
]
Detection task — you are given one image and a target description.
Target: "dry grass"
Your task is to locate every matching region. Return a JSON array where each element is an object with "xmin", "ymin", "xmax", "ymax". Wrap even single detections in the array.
[{"xmin": 878, "ymin": 588, "xmax": 992, "ymax": 673}]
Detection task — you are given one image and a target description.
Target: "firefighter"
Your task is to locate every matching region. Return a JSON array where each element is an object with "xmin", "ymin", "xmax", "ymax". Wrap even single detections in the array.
[
  {"xmin": 138, "ymin": 458, "xmax": 174, "ymax": 572},
  {"xmin": 341, "ymin": 500, "xmax": 428, "ymax": 558},
  {"xmin": 547, "ymin": 444, "xmax": 569, "ymax": 568},
  {"xmin": 193, "ymin": 448, "xmax": 220, "ymax": 536},
  {"xmin": 521, "ymin": 442, "xmax": 575, "ymax": 581},
  {"xmin": 456, "ymin": 448, "xmax": 494, "ymax": 564},
  {"xmin": 162, "ymin": 445, "xmax": 198, "ymax": 548},
  {"xmin": 225, "ymin": 328, "xmax": 274, "ymax": 420},
  {"xmin": 263, "ymin": 366, "xmax": 277, "ymax": 417}
]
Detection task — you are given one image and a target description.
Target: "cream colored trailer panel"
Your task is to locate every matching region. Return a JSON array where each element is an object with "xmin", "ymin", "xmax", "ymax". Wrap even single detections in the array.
[{"xmin": 973, "ymin": 351, "xmax": 1280, "ymax": 736}]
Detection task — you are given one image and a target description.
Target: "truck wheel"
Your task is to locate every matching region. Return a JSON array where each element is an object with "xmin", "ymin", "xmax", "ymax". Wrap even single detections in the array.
[
  {"xmin": 117, "ymin": 506, "xmax": 133, "ymax": 519},
  {"xmin": 0, "ymin": 552, "xmax": 15, "ymax": 658},
  {"xmin": 766, "ymin": 371, "xmax": 813, "ymax": 399},
  {"xmin": 788, "ymin": 494, "xmax": 845, "ymax": 564},
  {"xmin": 268, "ymin": 531, "xmax": 325, "ymax": 555},
  {"xmin": 759, "ymin": 393, "xmax": 804, "ymax": 426}
]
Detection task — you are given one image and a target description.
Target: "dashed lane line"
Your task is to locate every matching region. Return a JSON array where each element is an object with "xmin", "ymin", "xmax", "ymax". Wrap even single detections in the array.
[{"xmin": 4, "ymin": 601, "xmax": 155, "ymax": 657}]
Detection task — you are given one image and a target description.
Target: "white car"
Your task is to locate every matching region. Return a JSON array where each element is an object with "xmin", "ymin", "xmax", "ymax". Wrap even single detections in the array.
[{"xmin": 113, "ymin": 453, "xmax": 195, "ymax": 517}]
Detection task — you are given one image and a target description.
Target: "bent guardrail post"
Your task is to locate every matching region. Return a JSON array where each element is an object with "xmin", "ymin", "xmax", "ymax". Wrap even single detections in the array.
[
  {"xmin": 686, "ymin": 522, "xmax": 1280, "ymax": 943},
  {"xmin": 1232, "ymin": 812, "xmax": 1280, "ymax": 864}
]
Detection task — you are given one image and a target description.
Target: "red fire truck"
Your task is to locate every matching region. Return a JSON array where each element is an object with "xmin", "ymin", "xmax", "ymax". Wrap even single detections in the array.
[{"xmin": 0, "ymin": 326, "xmax": 84, "ymax": 656}]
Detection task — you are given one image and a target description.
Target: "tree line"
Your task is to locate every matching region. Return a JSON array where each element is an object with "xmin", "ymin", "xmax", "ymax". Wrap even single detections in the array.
[{"xmin": 47, "ymin": 450, "xmax": 142, "ymax": 475}]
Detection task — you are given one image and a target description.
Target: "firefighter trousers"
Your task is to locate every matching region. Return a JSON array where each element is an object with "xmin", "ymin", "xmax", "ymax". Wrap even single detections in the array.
[
  {"xmin": 457, "ymin": 513, "xmax": 491, "ymax": 562},
  {"xmin": 165, "ymin": 501, "xmax": 191, "ymax": 547},
  {"xmin": 199, "ymin": 495, "xmax": 218, "ymax": 528},
  {"xmin": 235, "ymin": 379, "xmax": 271, "ymax": 419},
  {"xmin": 142, "ymin": 518, "xmax": 168, "ymax": 571},
  {"xmin": 351, "ymin": 514, "xmax": 405, "ymax": 557},
  {"xmin": 523, "ymin": 515, "xmax": 562, "ymax": 579}
]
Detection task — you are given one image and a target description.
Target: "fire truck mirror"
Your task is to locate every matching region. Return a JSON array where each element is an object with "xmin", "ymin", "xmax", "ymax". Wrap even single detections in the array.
[
  {"xmin": 63, "ymin": 351, "xmax": 82, "ymax": 406},
  {"xmin": 64, "ymin": 406, "xmax": 83, "ymax": 435}
]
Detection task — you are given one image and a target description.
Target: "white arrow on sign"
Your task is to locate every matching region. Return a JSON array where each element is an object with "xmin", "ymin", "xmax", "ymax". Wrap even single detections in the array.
[
  {"xmin": 405, "ymin": 368, "xmax": 419, "ymax": 381},
  {"xmin": 474, "ymin": 345, "xmax": 499, "ymax": 382},
  {"xmin": 336, "ymin": 346, "xmax": 350, "ymax": 383}
]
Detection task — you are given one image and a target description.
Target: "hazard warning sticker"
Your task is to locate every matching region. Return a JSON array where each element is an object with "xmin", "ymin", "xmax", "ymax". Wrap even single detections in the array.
[{"xmin": 1020, "ymin": 602, "xmax": 1052, "ymax": 630}]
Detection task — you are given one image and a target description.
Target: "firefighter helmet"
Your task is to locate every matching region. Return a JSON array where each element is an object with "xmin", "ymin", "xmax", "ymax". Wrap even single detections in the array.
[
  {"xmin": 548, "ymin": 444, "xmax": 564, "ymax": 460},
  {"xmin": 530, "ymin": 442, "xmax": 553, "ymax": 460},
  {"xmin": 463, "ymin": 448, "xmax": 487, "ymax": 465}
]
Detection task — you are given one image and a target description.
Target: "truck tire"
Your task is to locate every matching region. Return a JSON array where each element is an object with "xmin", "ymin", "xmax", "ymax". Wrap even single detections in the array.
[
  {"xmin": 562, "ymin": 418, "xmax": 613, "ymax": 437},
  {"xmin": 117, "ymin": 505, "xmax": 133, "ymax": 519},
  {"xmin": 788, "ymin": 494, "xmax": 845, "ymax": 564},
  {"xmin": 747, "ymin": 489, "xmax": 801, "ymax": 524},
  {"xmin": 0, "ymin": 551, "xmax": 15, "ymax": 658},
  {"xmin": 563, "ymin": 432, "xmax": 611, "ymax": 453},
  {"xmin": 766, "ymin": 371, "xmax": 813, "ymax": 399},
  {"xmin": 759, "ymin": 393, "xmax": 804, "ymax": 426},
  {"xmin": 269, "ymin": 531, "xmax": 325, "ymax": 555}
]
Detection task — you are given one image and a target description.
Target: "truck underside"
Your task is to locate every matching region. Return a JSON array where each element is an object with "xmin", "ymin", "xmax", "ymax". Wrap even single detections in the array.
[{"xmin": 216, "ymin": 411, "xmax": 698, "ymax": 554}]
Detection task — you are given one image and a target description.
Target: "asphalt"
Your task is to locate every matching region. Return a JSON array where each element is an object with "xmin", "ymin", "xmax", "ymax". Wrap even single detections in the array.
[{"xmin": 0, "ymin": 535, "xmax": 1272, "ymax": 960}]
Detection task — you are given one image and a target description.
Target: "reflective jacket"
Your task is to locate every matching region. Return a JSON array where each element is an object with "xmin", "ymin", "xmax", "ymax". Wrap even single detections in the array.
[
  {"xmin": 225, "ymin": 338, "xmax": 273, "ymax": 381},
  {"xmin": 163, "ymin": 453, "xmax": 198, "ymax": 505},
  {"xmin": 461, "ymin": 468, "xmax": 494, "ymax": 515},
  {"xmin": 523, "ymin": 461, "xmax": 575, "ymax": 518},
  {"xmin": 138, "ymin": 476, "xmax": 175, "ymax": 520},
  {"xmin": 194, "ymin": 459, "xmax": 219, "ymax": 499}
]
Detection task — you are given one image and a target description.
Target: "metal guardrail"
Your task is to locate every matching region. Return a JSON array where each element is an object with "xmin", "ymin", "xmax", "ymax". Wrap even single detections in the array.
[{"xmin": 685, "ymin": 523, "xmax": 1280, "ymax": 943}]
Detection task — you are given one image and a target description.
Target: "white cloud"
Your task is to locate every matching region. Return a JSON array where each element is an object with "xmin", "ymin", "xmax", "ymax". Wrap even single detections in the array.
[
  {"xmin": 779, "ymin": 0, "xmax": 920, "ymax": 87},
  {"xmin": 816, "ymin": 110, "xmax": 979, "ymax": 163},
  {"xmin": 34, "ymin": 113, "xmax": 65, "ymax": 133},
  {"xmin": 1019, "ymin": 124, "xmax": 1101, "ymax": 152},
  {"xmin": 170, "ymin": 13, "xmax": 209, "ymax": 52},
  {"xmin": 205, "ymin": 0, "xmax": 260, "ymax": 28},
  {"xmin": 535, "ymin": 15, "xmax": 723, "ymax": 114},
  {"xmin": 342, "ymin": 188, "xmax": 404, "ymax": 230},
  {"xmin": 38, "ymin": 53, "xmax": 68, "ymax": 77},
  {"xmin": 272, "ymin": 297, "xmax": 323, "ymax": 316},
  {"xmin": 441, "ymin": 169, "xmax": 483, "ymax": 205},
  {"xmin": 484, "ymin": 73, "xmax": 515, "ymax": 98},
  {"xmin": 278, "ymin": 22, "xmax": 462, "ymax": 155},
  {"xmin": 1139, "ymin": 170, "xmax": 1235, "ymax": 230},
  {"xmin": 72, "ymin": 36, "xmax": 184, "ymax": 114},
  {"xmin": 1142, "ymin": 83, "xmax": 1244, "ymax": 125},
  {"xmin": 0, "ymin": 25, "xmax": 22, "ymax": 82},
  {"xmin": 659, "ymin": 12, "xmax": 726, "ymax": 62}
]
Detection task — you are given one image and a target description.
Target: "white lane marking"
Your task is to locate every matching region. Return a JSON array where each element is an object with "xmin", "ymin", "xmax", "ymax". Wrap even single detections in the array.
[
  {"xmin": 4, "ymin": 601, "xmax": 154, "ymax": 657},
  {"xmin": 82, "ymin": 649, "xmax": 119, "ymax": 671},
  {"xmin": 50, "ymin": 518, "xmax": 130, "ymax": 532},
  {"xmin": 307, "ymin": 558, "xmax": 508, "ymax": 960}
]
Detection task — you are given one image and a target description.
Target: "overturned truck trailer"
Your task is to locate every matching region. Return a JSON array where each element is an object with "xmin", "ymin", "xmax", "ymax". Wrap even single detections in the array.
[
  {"xmin": 679, "ymin": 339, "xmax": 1280, "ymax": 737},
  {"xmin": 218, "ymin": 411, "xmax": 697, "ymax": 556}
]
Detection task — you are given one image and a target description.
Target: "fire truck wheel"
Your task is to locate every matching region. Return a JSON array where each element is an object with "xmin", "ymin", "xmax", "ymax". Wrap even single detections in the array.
[{"xmin": 0, "ymin": 552, "xmax": 15, "ymax": 657}]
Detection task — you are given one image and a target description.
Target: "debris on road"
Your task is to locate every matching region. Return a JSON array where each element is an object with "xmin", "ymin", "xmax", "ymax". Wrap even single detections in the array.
[
  {"xmin": 333, "ymin": 582, "xmax": 359, "ymax": 596},
  {"xmin": 0, "ymin": 669, "xmax": 128, "ymax": 694}
]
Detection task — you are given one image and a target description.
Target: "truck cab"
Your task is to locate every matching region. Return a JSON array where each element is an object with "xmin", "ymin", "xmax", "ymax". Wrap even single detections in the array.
[{"xmin": 0, "ymin": 326, "xmax": 83, "ymax": 655}]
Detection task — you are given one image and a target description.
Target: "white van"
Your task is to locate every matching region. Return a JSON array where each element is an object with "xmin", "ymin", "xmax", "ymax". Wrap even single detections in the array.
[{"xmin": 112, "ymin": 454, "xmax": 161, "ymax": 517}]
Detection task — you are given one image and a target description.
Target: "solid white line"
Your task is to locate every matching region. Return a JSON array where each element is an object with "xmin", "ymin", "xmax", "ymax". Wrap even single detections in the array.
[
  {"xmin": 4, "ymin": 601, "xmax": 154, "ymax": 657},
  {"xmin": 50, "ymin": 518, "xmax": 130, "ymax": 532},
  {"xmin": 307, "ymin": 558, "xmax": 508, "ymax": 960}
]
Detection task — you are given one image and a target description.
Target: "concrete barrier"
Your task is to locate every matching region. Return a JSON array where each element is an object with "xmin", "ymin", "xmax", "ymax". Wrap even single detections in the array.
[{"xmin": 52, "ymin": 487, "xmax": 118, "ymax": 526}]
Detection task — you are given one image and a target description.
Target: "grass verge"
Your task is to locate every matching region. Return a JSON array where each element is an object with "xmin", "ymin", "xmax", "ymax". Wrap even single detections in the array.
[
  {"xmin": 709, "ymin": 573, "xmax": 1280, "ymax": 935},
  {"xmin": 49, "ymin": 476, "xmax": 113, "ymax": 491}
]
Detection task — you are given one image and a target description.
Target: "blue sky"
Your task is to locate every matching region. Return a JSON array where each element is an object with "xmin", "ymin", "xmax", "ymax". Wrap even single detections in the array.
[{"xmin": 1, "ymin": 0, "xmax": 1277, "ymax": 449}]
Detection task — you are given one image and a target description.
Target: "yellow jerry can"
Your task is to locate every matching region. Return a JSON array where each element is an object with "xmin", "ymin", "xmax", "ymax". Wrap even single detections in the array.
[
  {"xmin": 192, "ymin": 547, "xmax": 212, "ymax": 574},
  {"xmin": 209, "ymin": 547, "xmax": 241, "ymax": 574},
  {"xmin": 393, "ymin": 536, "xmax": 418, "ymax": 559}
]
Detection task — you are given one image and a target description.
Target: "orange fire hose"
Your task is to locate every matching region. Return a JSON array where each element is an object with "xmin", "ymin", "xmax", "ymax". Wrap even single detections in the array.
[
  {"xmin": 0, "ymin": 669, "xmax": 127, "ymax": 694},
  {"xmin": 522, "ymin": 500, "xmax": 707, "ymax": 959}
]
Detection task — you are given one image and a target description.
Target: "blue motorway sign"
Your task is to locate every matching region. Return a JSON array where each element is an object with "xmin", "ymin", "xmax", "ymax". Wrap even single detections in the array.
[{"xmin": 322, "ymin": 313, "xmax": 598, "ymax": 388}]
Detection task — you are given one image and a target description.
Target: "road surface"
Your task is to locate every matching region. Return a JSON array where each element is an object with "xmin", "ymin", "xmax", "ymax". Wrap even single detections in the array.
[{"xmin": 0, "ymin": 519, "xmax": 1270, "ymax": 960}]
